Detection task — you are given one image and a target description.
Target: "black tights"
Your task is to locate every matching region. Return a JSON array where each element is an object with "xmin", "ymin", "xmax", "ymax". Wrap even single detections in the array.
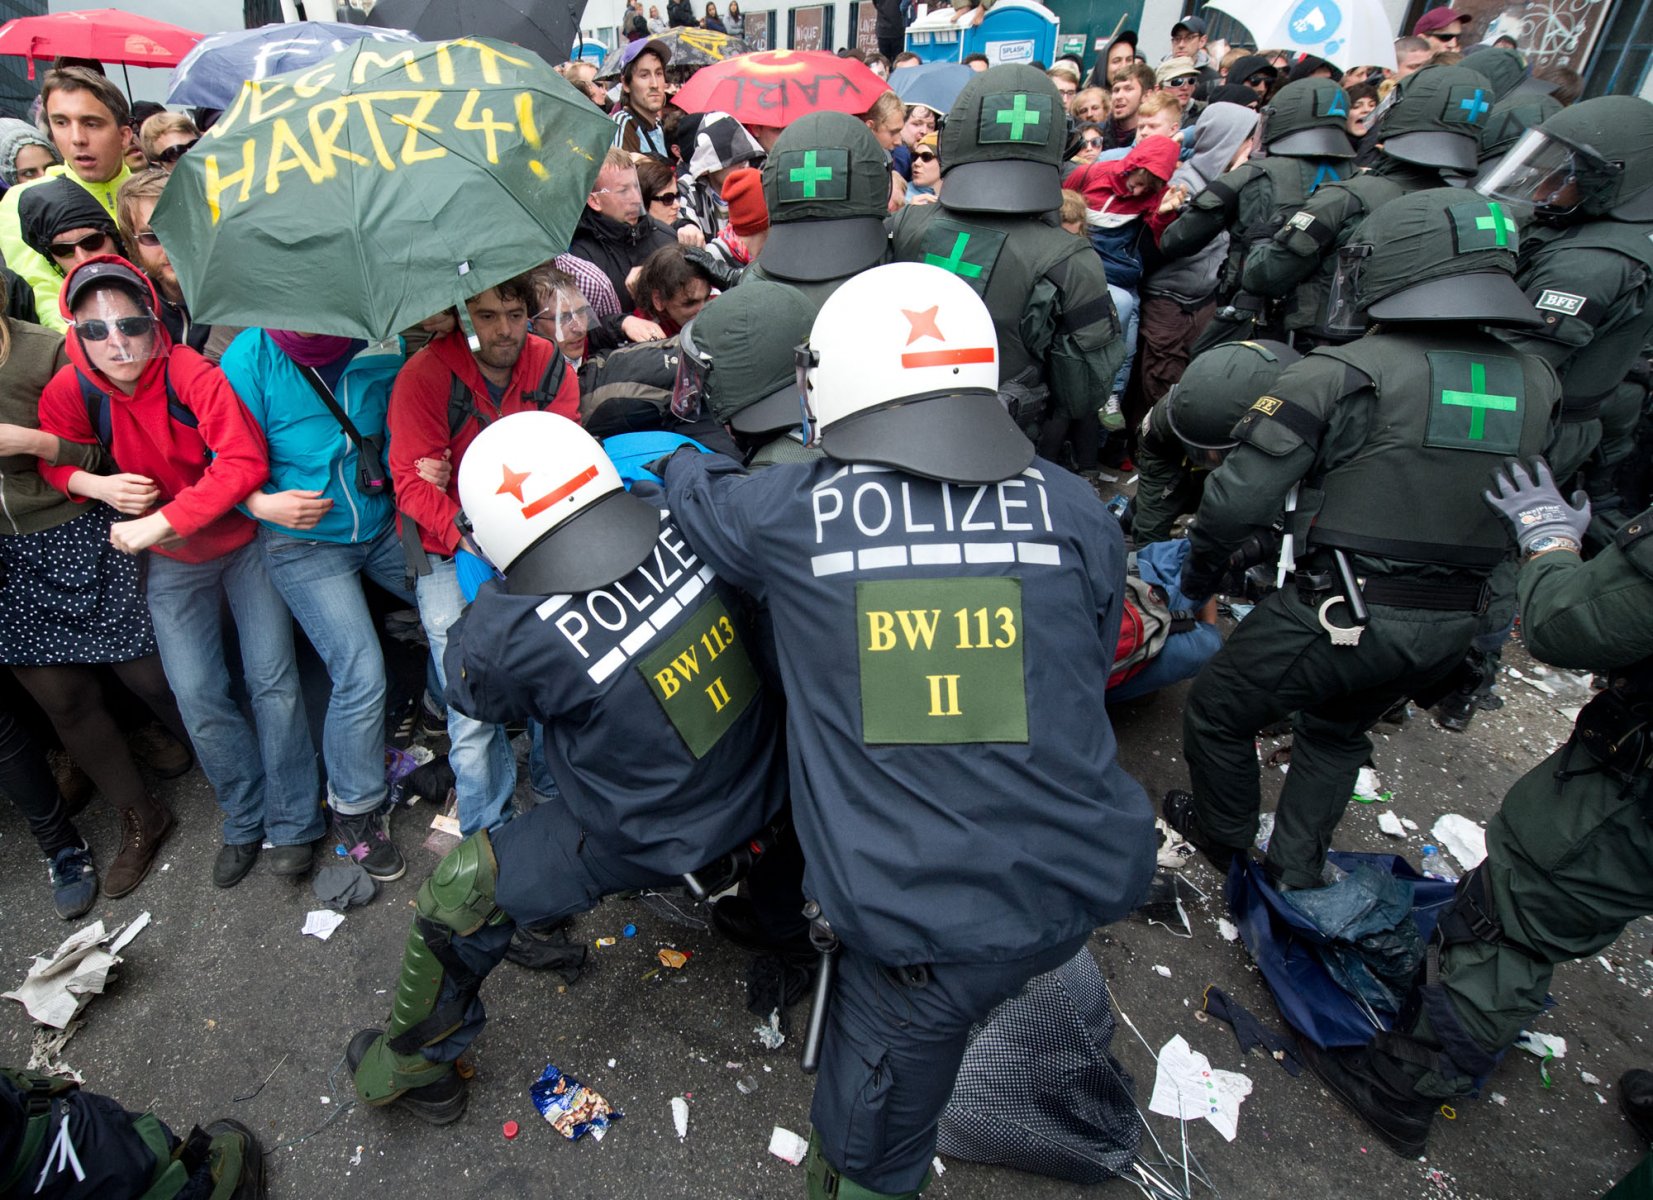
[
  {"xmin": 0, "ymin": 704, "xmax": 78, "ymax": 858},
  {"xmin": 9, "ymin": 657, "xmax": 186, "ymax": 815}
]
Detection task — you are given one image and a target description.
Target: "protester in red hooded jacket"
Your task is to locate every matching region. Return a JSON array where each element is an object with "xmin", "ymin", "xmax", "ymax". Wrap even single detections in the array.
[
  {"xmin": 1063, "ymin": 135, "xmax": 1182, "ymax": 289},
  {"xmin": 385, "ymin": 272, "xmax": 578, "ymax": 839},
  {"xmin": 37, "ymin": 256, "xmax": 325, "ymax": 889}
]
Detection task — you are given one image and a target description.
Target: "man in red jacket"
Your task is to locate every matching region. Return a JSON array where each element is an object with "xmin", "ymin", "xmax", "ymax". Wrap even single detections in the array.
[
  {"xmin": 37, "ymin": 257, "xmax": 323, "ymax": 887},
  {"xmin": 387, "ymin": 273, "xmax": 579, "ymax": 836}
]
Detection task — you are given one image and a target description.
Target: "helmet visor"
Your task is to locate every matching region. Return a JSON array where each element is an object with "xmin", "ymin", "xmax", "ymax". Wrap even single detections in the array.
[
  {"xmin": 1322, "ymin": 242, "xmax": 1371, "ymax": 338},
  {"xmin": 669, "ymin": 321, "xmax": 711, "ymax": 420},
  {"xmin": 1474, "ymin": 126, "xmax": 1621, "ymax": 217}
]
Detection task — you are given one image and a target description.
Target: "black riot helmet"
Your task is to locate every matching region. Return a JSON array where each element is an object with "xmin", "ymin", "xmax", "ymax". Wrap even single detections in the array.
[{"xmin": 1475, "ymin": 96, "xmax": 1653, "ymax": 224}]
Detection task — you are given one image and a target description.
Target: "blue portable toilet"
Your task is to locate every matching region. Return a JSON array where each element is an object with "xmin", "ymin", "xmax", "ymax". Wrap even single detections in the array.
[
  {"xmin": 573, "ymin": 39, "xmax": 608, "ymax": 67},
  {"xmin": 904, "ymin": 8, "xmax": 966, "ymax": 64},
  {"xmin": 963, "ymin": 0, "xmax": 1058, "ymax": 68}
]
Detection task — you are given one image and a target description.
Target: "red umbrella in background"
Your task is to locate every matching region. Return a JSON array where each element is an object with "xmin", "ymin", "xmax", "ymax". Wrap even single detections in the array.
[
  {"xmin": 671, "ymin": 49, "xmax": 887, "ymax": 127},
  {"xmin": 0, "ymin": 9, "xmax": 204, "ymax": 80}
]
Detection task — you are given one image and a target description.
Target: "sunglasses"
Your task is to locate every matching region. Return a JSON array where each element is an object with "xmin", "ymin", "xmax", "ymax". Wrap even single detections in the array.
[
  {"xmin": 48, "ymin": 230, "xmax": 112, "ymax": 259},
  {"xmin": 1081, "ymin": 136, "xmax": 1103, "ymax": 148},
  {"xmin": 653, "ymin": 191, "xmax": 680, "ymax": 204},
  {"xmin": 76, "ymin": 315, "xmax": 155, "ymax": 341},
  {"xmin": 1244, "ymin": 73, "xmax": 1272, "ymax": 86},
  {"xmin": 153, "ymin": 139, "xmax": 197, "ymax": 165},
  {"xmin": 134, "ymin": 230, "xmax": 163, "ymax": 248},
  {"xmin": 1427, "ymin": 31, "xmax": 1460, "ymax": 42},
  {"xmin": 1166, "ymin": 75, "xmax": 1198, "ymax": 88},
  {"xmin": 914, "ymin": 150, "xmax": 937, "ymax": 162}
]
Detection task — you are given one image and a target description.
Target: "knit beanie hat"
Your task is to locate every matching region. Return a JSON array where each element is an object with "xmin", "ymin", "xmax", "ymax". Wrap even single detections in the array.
[
  {"xmin": 0, "ymin": 118, "xmax": 57, "ymax": 187},
  {"xmin": 722, "ymin": 166, "xmax": 768, "ymax": 236}
]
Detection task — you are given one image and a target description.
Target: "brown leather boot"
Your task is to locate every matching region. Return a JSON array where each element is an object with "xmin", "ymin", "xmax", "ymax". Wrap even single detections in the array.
[{"xmin": 105, "ymin": 796, "xmax": 175, "ymax": 898}]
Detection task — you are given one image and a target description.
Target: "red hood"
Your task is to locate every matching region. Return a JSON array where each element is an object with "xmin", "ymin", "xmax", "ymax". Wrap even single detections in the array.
[
  {"xmin": 1122, "ymin": 136, "xmax": 1179, "ymax": 182},
  {"xmin": 59, "ymin": 254, "xmax": 175, "ymax": 399}
]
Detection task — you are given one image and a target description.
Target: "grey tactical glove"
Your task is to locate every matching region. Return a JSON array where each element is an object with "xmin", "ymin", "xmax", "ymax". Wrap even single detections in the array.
[{"xmin": 1483, "ymin": 458, "xmax": 1591, "ymax": 554}]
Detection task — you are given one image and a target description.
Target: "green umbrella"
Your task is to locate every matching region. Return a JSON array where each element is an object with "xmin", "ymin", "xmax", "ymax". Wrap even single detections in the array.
[{"xmin": 152, "ymin": 36, "xmax": 616, "ymax": 341}]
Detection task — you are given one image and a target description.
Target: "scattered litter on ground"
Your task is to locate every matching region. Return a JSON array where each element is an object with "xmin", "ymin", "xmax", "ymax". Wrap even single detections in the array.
[
  {"xmin": 607, "ymin": 1058, "xmax": 617, "ymax": 1068},
  {"xmin": 769, "ymin": 1126, "xmax": 808, "ymax": 1165},
  {"xmin": 671, "ymin": 1095, "xmax": 689, "ymax": 1140},
  {"xmin": 350, "ymin": 1145, "xmax": 364, "ymax": 1164},
  {"xmin": 1153, "ymin": 964, "xmax": 1172, "ymax": 978},
  {"xmin": 312, "ymin": 863, "xmax": 378, "ymax": 911},
  {"xmin": 932, "ymin": 1157, "xmax": 946, "ymax": 1176},
  {"xmin": 1597, "ymin": 1093, "xmax": 1608, "ymax": 1105},
  {"xmin": 736, "ymin": 1075, "xmax": 759, "ymax": 1095},
  {"xmin": 658, "ymin": 948, "xmax": 691, "ymax": 969},
  {"xmin": 754, "ymin": 1009, "xmax": 786, "ymax": 1049},
  {"xmin": 1507, "ymin": 667, "xmax": 1558, "ymax": 697},
  {"xmin": 622, "ymin": 924, "xmax": 637, "ymax": 938},
  {"xmin": 1255, "ymin": 813, "xmax": 1275, "ymax": 853},
  {"xmin": 3, "ymin": 913, "xmax": 151, "ymax": 1028},
  {"xmin": 1155, "ymin": 817, "xmax": 1194, "ymax": 869},
  {"xmin": 1515, "ymin": 1031, "xmax": 1566, "ymax": 1059},
  {"xmin": 1148, "ymin": 1034, "xmax": 1253, "ymax": 1141},
  {"xmin": 1401, "ymin": 818, "xmax": 1419, "ymax": 831},
  {"xmin": 1490, "ymin": 1092, "xmax": 1507, "ymax": 1106},
  {"xmin": 26, "ymin": 1019, "xmax": 84, "ymax": 1082},
  {"xmin": 1431, "ymin": 814, "xmax": 1488, "ymax": 871},
  {"xmin": 1581, "ymin": 1070, "xmax": 1602, "ymax": 1085},
  {"xmin": 531, "ymin": 1064, "xmax": 621, "ymax": 1141},
  {"xmin": 595, "ymin": 937, "xmax": 617, "ymax": 948},
  {"xmin": 1599, "ymin": 956, "xmax": 1616, "ymax": 973},
  {"xmin": 301, "ymin": 910, "xmax": 346, "ymax": 941},
  {"xmin": 232, "ymin": 1052, "xmax": 289, "ymax": 1103},
  {"xmin": 1377, "ymin": 811, "xmax": 1408, "ymax": 839},
  {"xmin": 1352, "ymin": 766, "xmax": 1391, "ymax": 804},
  {"xmin": 1217, "ymin": 918, "xmax": 1239, "ymax": 942}
]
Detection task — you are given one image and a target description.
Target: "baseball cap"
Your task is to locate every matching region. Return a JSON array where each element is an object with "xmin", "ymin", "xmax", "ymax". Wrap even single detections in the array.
[
  {"xmin": 621, "ymin": 38, "xmax": 671, "ymax": 76},
  {"xmin": 63, "ymin": 258, "xmax": 151, "ymax": 312},
  {"xmin": 1171, "ymin": 15, "xmax": 1206, "ymax": 36},
  {"xmin": 1414, "ymin": 7, "xmax": 1467, "ymax": 36},
  {"xmin": 1156, "ymin": 56, "xmax": 1199, "ymax": 86}
]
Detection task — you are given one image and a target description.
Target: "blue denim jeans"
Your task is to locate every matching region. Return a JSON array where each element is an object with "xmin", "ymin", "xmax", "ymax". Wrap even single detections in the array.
[
  {"xmin": 145, "ymin": 541, "xmax": 322, "ymax": 846},
  {"xmin": 416, "ymin": 556, "xmax": 516, "ymax": 835},
  {"xmin": 259, "ymin": 525, "xmax": 410, "ymax": 817},
  {"xmin": 1109, "ymin": 284, "xmax": 1140, "ymax": 398}
]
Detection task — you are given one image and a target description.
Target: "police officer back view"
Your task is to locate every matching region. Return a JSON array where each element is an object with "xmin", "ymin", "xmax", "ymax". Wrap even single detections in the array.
[
  {"xmin": 1303, "ymin": 463, "xmax": 1653, "ymax": 1157},
  {"xmin": 1242, "ymin": 64, "xmax": 1495, "ymax": 346},
  {"xmin": 889, "ymin": 65, "xmax": 1124, "ymax": 445},
  {"xmin": 744, "ymin": 112, "xmax": 892, "ymax": 314},
  {"xmin": 346, "ymin": 414, "xmax": 787, "ymax": 1123},
  {"xmin": 658, "ymin": 262, "xmax": 1155, "ymax": 1199},
  {"xmin": 1130, "ymin": 339, "xmax": 1300, "ymax": 545},
  {"xmin": 1476, "ymin": 96, "xmax": 1653, "ymax": 512},
  {"xmin": 1159, "ymin": 78, "xmax": 1356, "ymax": 349},
  {"xmin": 1165, "ymin": 189, "xmax": 1558, "ymax": 891}
]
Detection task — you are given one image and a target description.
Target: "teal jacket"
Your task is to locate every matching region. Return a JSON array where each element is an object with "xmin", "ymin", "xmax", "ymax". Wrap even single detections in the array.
[{"xmin": 219, "ymin": 330, "xmax": 403, "ymax": 545}]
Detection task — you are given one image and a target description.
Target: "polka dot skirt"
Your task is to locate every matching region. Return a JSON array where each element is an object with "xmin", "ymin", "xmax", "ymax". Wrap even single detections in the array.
[{"xmin": 0, "ymin": 504, "xmax": 158, "ymax": 666}]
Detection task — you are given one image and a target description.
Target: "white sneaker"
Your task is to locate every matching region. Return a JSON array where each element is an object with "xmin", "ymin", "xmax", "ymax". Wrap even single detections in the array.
[{"xmin": 1099, "ymin": 394, "xmax": 1125, "ymax": 431}]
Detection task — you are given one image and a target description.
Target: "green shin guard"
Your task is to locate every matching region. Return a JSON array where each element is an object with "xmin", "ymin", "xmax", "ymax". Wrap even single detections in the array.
[
  {"xmin": 353, "ymin": 834, "xmax": 506, "ymax": 1105},
  {"xmin": 804, "ymin": 1131, "xmax": 928, "ymax": 1200}
]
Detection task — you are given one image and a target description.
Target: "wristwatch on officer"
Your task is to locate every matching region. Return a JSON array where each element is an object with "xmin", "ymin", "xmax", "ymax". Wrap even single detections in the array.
[{"xmin": 1523, "ymin": 534, "xmax": 1581, "ymax": 559}]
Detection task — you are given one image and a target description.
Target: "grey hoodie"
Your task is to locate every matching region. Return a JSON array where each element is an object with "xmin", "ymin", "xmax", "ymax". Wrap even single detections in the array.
[{"xmin": 1143, "ymin": 103, "xmax": 1259, "ymax": 304}]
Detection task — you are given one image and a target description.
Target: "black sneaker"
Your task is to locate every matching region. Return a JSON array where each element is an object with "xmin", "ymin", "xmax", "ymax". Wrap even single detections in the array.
[
  {"xmin": 265, "ymin": 841, "xmax": 315, "ymax": 877},
  {"xmin": 418, "ymin": 691, "xmax": 448, "ymax": 740},
  {"xmin": 346, "ymin": 1028, "xmax": 468, "ymax": 1125},
  {"xmin": 711, "ymin": 895, "xmax": 814, "ymax": 959},
  {"xmin": 1160, "ymin": 790, "xmax": 1240, "ymax": 872},
  {"xmin": 213, "ymin": 841, "xmax": 261, "ymax": 889},
  {"xmin": 1433, "ymin": 688, "xmax": 1477, "ymax": 732},
  {"xmin": 331, "ymin": 806, "xmax": 406, "ymax": 882},
  {"xmin": 1621, "ymin": 1069, "xmax": 1653, "ymax": 1142},
  {"xmin": 1297, "ymin": 1037, "xmax": 1436, "ymax": 1157},
  {"xmin": 48, "ymin": 843, "xmax": 98, "ymax": 919}
]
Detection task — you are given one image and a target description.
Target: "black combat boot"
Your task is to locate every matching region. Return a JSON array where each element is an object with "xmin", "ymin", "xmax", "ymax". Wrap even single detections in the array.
[{"xmin": 1297, "ymin": 1037, "xmax": 1439, "ymax": 1157}]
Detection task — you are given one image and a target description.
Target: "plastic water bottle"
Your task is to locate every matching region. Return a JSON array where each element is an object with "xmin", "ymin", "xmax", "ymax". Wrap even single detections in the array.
[{"xmin": 1420, "ymin": 844, "xmax": 1458, "ymax": 883}]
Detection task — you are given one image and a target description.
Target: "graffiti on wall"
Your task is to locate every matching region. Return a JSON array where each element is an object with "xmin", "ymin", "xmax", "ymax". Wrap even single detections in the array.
[{"xmin": 1460, "ymin": 0, "xmax": 1604, "ymax": 71}]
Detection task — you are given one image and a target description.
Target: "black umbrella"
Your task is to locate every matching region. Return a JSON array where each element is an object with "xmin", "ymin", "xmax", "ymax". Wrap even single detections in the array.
[{"xmin": 365, "ymin": 0, "xmax": 581, "ymax": 67}]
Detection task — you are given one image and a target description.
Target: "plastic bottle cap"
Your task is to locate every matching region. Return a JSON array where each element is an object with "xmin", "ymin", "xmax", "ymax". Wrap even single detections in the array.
[
  {"xmin": 1421, "ymin": 844, "xmax": 1436, "ymax": 853},
  {"xmin": 622, "ymin": 924, "xmax": 637, "ymax": 938},
  {"xmin": 503, "ymin": 1120, "xmax": 519, "ymax": 1139}
]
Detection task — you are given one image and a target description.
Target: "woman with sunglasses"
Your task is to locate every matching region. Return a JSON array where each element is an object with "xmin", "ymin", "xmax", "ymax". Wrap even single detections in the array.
[
  {"xmin": 138, "ymin": 112, "xmax": 198, "ymax": 173},
  {"xmin": 1069, "ymin": 121, "xmax": 1106, "ymax": 167},
  {"xmin": 38, "ymin": 257, "xmax": 326, "ymax": 891},
  {"xmin": 906, "ymin": 132, "xmax": 941, "ymax": 204}
]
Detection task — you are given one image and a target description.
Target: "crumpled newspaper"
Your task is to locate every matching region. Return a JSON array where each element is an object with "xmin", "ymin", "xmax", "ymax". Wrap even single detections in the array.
[
  {"xmin": 3, "ymin": 913, "xmax": 150, "ymax": 1029},
  {"xmin": 1149, "ymin": 1034, "xmax": 1253, "ymax": 1141}
]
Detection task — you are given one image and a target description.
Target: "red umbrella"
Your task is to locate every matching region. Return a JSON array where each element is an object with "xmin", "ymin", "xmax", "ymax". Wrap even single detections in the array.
[
  {"xmin": 0, "ymin": 9, "xmax": 204, "ymax": 79},
  {"xmin": 671, "ymin": 49, "xmax": 887, "ymax": 128}
]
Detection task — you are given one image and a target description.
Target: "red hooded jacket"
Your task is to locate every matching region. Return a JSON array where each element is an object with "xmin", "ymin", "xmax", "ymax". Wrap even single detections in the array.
[
  {"xmin": 38, "ymin": 256, "xmax": 270, "ymax": 563},
  {"xmin": 1064, "ymin": 136, "xmax": 1182, "ymax": 245},
  {"xmin": 387, "ymin": 328, "xmax": 580, "ymax": 556}
]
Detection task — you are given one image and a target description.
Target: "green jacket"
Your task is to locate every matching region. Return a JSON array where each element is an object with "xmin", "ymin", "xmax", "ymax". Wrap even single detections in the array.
[
  {"xmin": 1131, "ymin": 399, "xmax": 1207, "ymax": 544},
  {"xmin": 1517, "ymin": 515, "xmax": 1653, "ymax": 674},
  {"xmin": 0, "ymin": 163, "xmax": 130, "ymax": 334}
]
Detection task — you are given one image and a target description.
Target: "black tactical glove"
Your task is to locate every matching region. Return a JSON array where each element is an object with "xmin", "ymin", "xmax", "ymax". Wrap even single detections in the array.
[{"xmin": 682, "ymin": 245, "xmax": 743, "ymax": 292}]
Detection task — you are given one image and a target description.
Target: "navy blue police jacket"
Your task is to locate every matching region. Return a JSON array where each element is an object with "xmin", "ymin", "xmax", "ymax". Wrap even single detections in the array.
[
  {"xmin": 444, "ymin": 482, "xmax": 788, "ymax": 877},
  {"xmin": 660, "ymin": 450, "xmax": 1156, "ymax": 965}
]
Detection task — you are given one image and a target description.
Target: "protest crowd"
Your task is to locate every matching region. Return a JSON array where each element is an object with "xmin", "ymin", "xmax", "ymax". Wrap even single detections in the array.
[{"xmin": 0, "ymin": 2, "xmax": 1650, "ymax": 1197}]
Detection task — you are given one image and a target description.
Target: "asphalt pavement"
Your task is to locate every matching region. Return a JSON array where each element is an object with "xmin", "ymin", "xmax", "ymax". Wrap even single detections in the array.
[{"xmin": 1, "ymin": 635, "xmax": 1648, "ymax": 1199}]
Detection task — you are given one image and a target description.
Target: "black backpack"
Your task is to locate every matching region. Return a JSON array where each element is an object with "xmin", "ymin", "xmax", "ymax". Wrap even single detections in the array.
[
  {"xmin": 445, "ymin": 351, "xmax": 568, "ymax": 437},
  {"xmin": 76, "ymin": 366, "xmax": 198, "ymax": 452}
]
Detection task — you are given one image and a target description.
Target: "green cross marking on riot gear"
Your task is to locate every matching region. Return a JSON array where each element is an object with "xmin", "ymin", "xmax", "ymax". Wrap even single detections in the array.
[
  {"xmin": 994, "ymin": 94, "xmax": 1041, "ymax": 140},
  {"xmin": 1441, "ymin": 362, "xmax": 1518, "ymax": 439},
  {"xmin": 925, "ymin": 231, "xmax": 984, "ymax": 278},
  {"xmin": 789, "ymin": 150, "xmax": 834, "ymax": 198},
  {"xmin": 1475, "ymin": 201, "xmax": 1517, "ymax": 247}
]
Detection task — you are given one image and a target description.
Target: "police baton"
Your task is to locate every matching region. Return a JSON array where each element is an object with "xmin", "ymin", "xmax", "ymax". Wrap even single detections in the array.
[{"xmin": 800, "ymin": 899, "xmax": 838, "ymax": 1075}]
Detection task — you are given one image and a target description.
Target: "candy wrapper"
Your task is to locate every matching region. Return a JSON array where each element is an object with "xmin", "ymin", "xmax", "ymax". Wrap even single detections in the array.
[{"xmin": 530, "ymin": 1064, "xmax": 622, "ymax": 1141}]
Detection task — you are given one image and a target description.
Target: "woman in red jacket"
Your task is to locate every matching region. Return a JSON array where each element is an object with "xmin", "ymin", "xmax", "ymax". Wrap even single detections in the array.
[{"xmin": 37, "ymin": 257, "xmax": 323, "ymax": 888}]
